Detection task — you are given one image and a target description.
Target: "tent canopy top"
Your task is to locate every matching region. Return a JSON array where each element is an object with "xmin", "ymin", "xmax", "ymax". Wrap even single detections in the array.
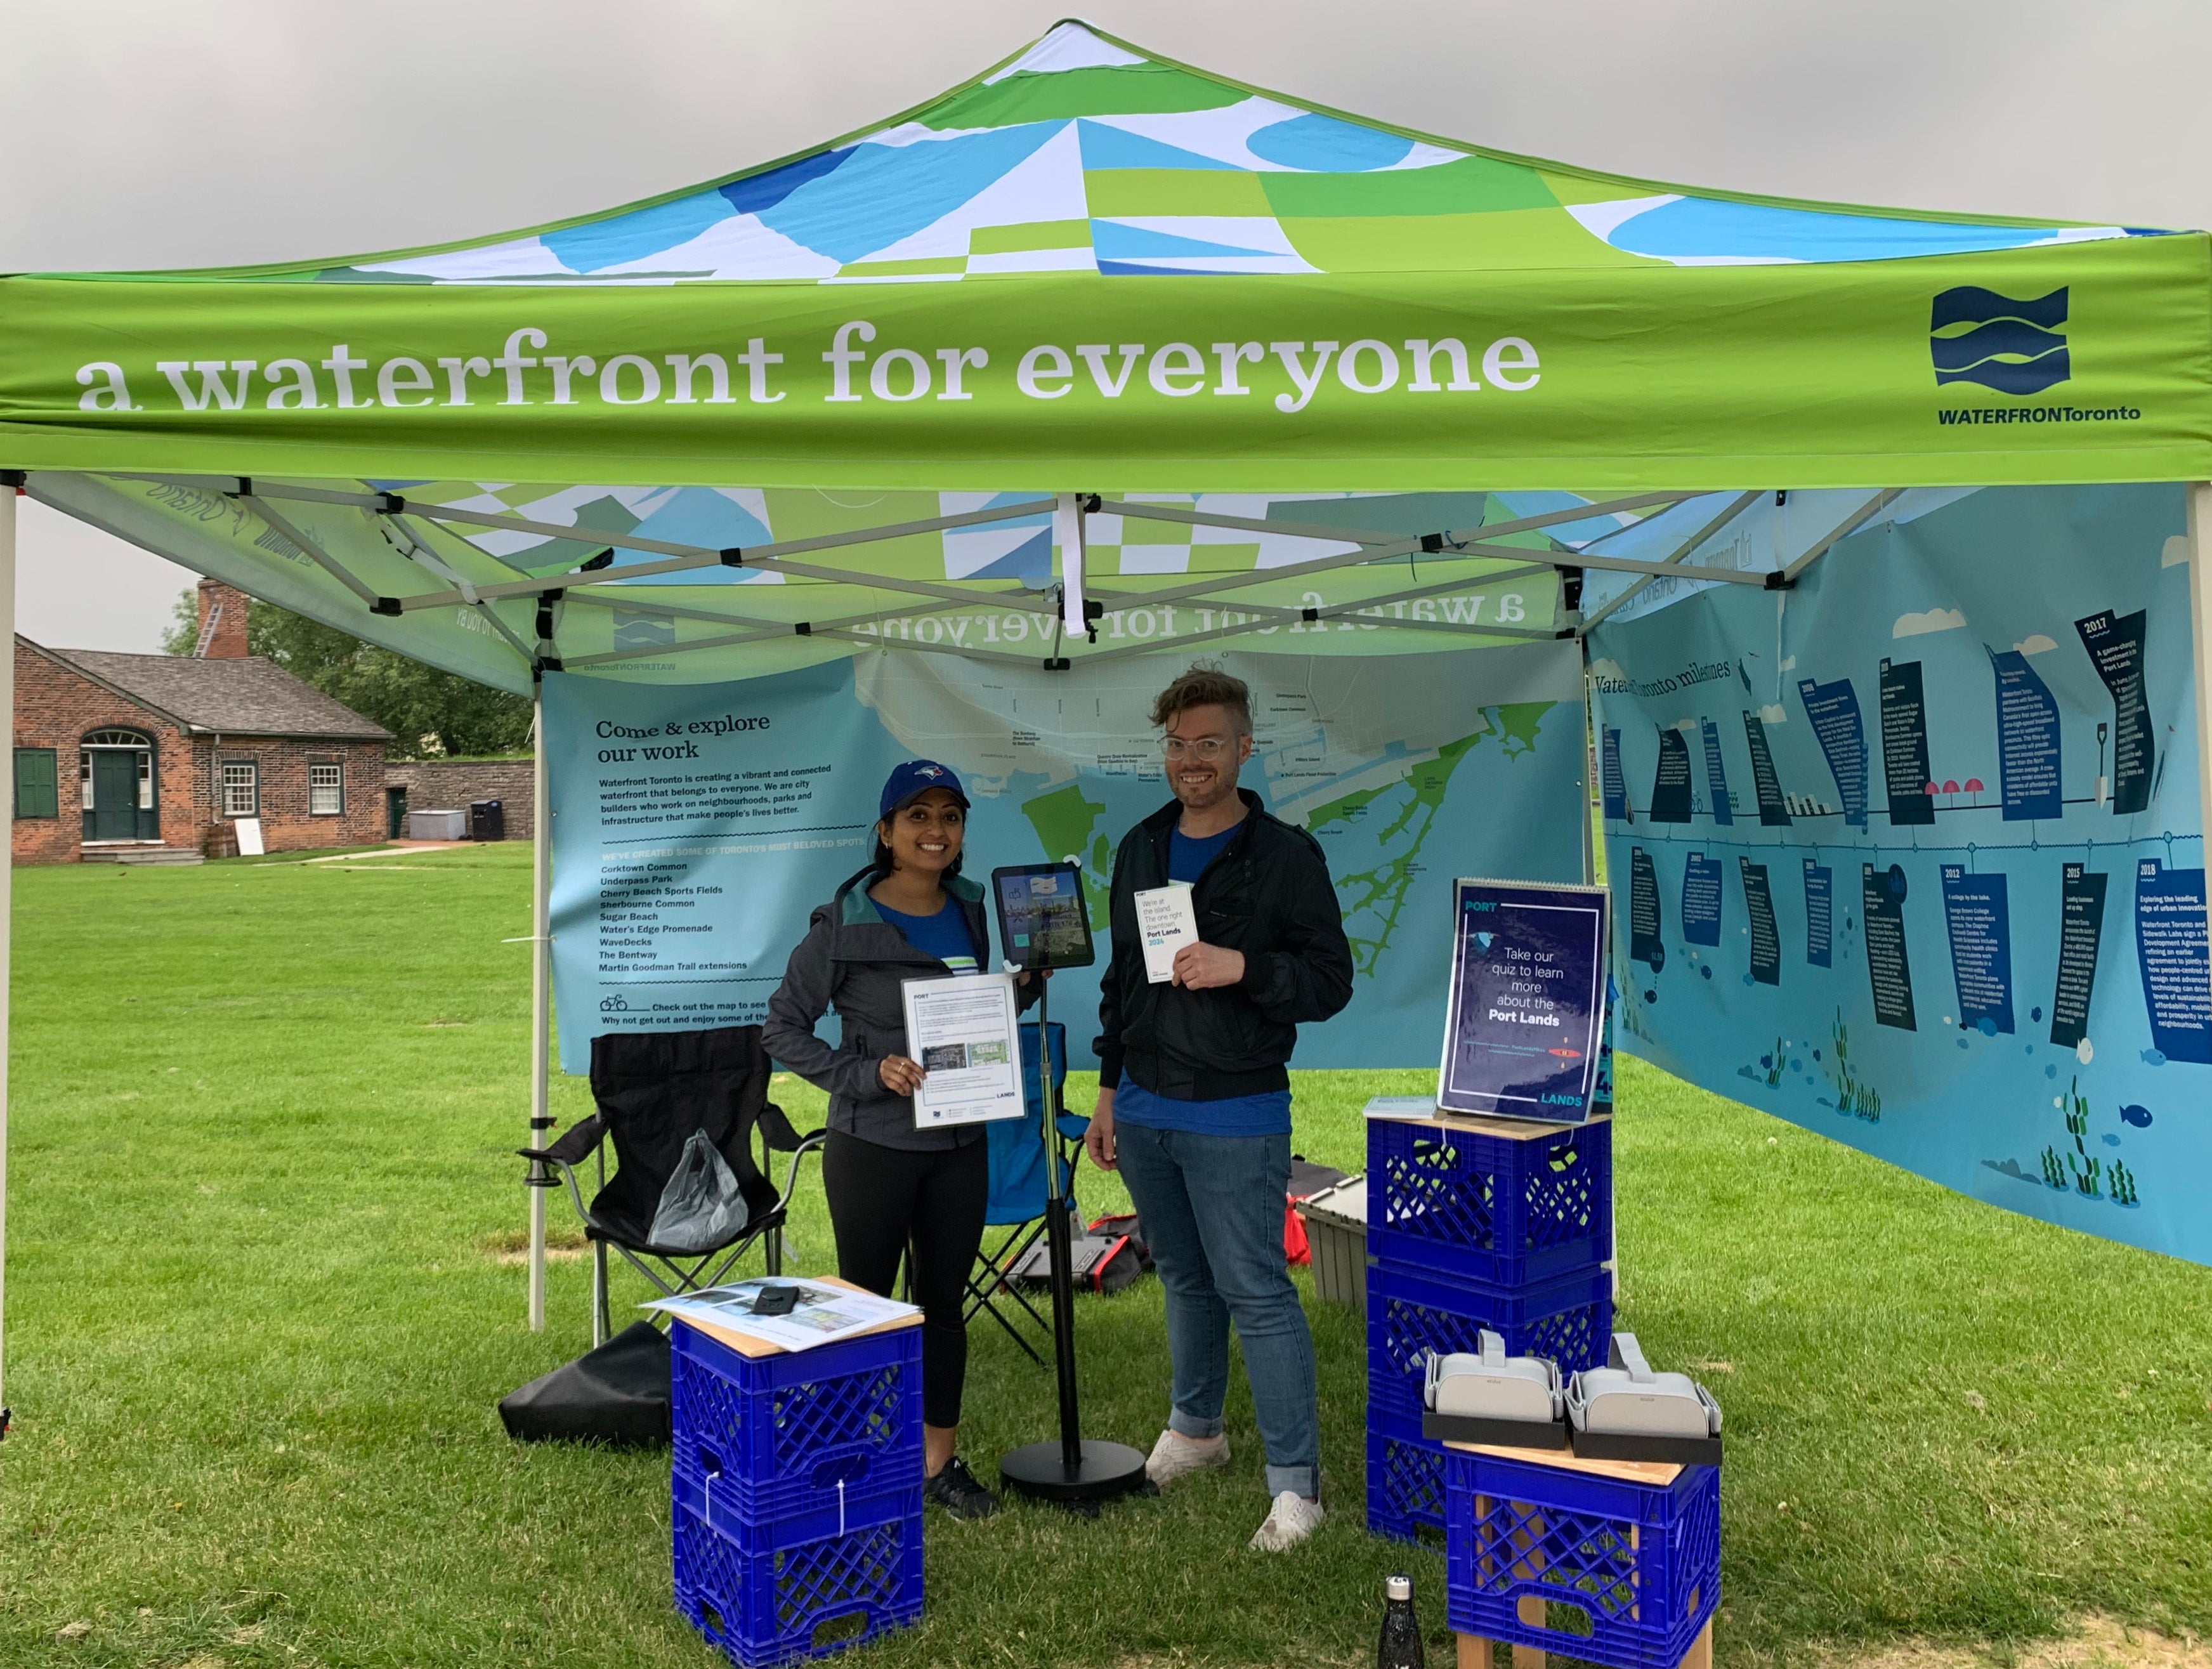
[
  {"xmin": 1, "ymin": 20, "xmax": 2204, "ymax": 493},
  {"xmin": 87, "ymin": 20, "xmax": 2157, "ymax": 289}
]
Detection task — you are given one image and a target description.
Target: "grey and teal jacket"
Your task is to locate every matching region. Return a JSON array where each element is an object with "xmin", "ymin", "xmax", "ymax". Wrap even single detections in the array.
[{"xmin": 764, "ymin": 865, "xmax": 1037, "ymax": 1152}]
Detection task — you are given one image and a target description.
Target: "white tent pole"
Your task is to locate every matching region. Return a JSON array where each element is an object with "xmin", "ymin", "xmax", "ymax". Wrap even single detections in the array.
[
  {"xmin": 0, "ymin": 483, "xmax": 15, "ymax": 1426},
  {"xmin": 2187, "ymin": 486, "xmax": 2212, "ymax": 977},
  {"xmin": 1056, "ymin": 493, "xmax": 1089, "ymax": 638},
  {"xmin": 528, "ymin": 689, "xmax": 551, "ymax": 1333}
]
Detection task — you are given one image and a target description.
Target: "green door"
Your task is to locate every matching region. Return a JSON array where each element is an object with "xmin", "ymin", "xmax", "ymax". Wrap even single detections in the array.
[{"xmin": 86, "ymin": 749, "xmax": 149, "ymax": 842}]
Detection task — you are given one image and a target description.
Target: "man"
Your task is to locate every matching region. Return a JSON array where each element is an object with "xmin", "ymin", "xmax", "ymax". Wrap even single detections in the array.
[{"xmin": 1087, "ymin": 666, "xmax": 1354, "ymax": 1551}]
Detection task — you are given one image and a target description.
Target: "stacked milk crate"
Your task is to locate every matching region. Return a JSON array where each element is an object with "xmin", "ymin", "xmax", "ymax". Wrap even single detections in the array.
[
  {"xmin": 669, "ymin": 1316, "xmax": 926, "ymax": 1667},
  {"xmin": 1365, "ymin": 1108, "xmax": 1615, "ymax": 1540}
]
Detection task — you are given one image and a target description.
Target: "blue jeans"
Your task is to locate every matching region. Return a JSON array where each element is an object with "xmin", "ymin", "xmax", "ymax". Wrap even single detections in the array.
[{"xmin": 1115, "ymin": 1121, "xmax": 1319, "ymax": 1499}]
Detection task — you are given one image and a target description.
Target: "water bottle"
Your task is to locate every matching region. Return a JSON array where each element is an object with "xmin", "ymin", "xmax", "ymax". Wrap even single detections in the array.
[{"xmin": 1378, "ymin": 1572, "xmax": 1425, "ymax": 1669}]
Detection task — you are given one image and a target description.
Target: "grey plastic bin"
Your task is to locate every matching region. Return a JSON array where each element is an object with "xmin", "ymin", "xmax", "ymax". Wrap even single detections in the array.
[
  {"xmin": 407, "ymin": 808, "xmax": 467, "ymax": 841},
  {"xmin": 1296, "ymin": 1175, "xmax": 1366, "ymax": 1316}
]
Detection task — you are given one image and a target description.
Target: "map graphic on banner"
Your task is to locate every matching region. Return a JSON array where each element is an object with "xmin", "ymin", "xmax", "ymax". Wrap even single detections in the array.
[
  {"xmin": 544, "ymin": 641, "xmax": 1587, "ymax": 1075},
  {"xmin": 1590, "ymin": 483, "xmax": 2209, "ymax": 1266}
]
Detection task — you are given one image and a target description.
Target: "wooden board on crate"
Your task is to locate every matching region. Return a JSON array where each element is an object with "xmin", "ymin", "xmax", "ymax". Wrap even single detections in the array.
[
  {"xmin": 1443, "ymin": 1436, "xmax": 1682, "ymax": 1486},
  {"xmin": 671, "ymin": 1276, "xmax": 924, "ymax": 1359},
  {"xmin": 1371, "ymin": 1104, "xmax": 1614, "ymax": 1142}
]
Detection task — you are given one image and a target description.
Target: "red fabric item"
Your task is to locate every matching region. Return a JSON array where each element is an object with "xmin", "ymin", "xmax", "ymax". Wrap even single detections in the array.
[{"xmin": 1284, "ymin": 1201, "xmax": 1311, "ymax": 1266}]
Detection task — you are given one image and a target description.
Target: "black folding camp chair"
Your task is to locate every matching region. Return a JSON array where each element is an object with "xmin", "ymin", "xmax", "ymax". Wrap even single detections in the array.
[{"xmin": 521, "ymin": 1024, "xmax": 823, "ymax": 1338}]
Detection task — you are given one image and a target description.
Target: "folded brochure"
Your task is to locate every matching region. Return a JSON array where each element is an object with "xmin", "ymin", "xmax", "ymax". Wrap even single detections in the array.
[{"xmin": 1135, "ymin": 884, "xmax": 1199, "ymax": 984}]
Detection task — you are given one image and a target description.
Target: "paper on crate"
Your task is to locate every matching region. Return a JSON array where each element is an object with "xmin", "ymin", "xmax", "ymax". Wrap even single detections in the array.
[{"xmin": 647, "ymin": 1276, "xmax": 920, "ymax": 1357}]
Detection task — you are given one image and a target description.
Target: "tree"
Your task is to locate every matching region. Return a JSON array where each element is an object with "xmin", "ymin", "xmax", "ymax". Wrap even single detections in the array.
[{"xmin": 163, "ymin": 588, "xmax": 532, "ymax": 759}]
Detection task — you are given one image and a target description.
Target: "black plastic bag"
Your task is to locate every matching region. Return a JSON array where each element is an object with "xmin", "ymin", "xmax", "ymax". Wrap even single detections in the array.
[{"xmin": 648, "ymin": 1129, "xmax": 750, "ymax": 1251}]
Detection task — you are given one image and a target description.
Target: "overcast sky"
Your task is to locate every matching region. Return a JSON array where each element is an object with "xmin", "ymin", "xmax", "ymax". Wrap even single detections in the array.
[{"xmin": 6, "ymin": 0, "xmax": 2202, "ymax": 651}]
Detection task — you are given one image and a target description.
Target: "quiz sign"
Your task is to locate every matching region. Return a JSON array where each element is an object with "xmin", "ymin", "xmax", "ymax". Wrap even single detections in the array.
[{"xmin": 1437, "ymin": 879, "xmax": 1611, "ymax": 1122}]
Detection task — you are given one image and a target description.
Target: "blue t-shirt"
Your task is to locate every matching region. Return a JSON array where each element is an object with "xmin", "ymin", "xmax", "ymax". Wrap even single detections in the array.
[
  {"xmin": 1168, "ymin": 821, "xmax": 1240, "ymax": 884},
  {"xmin": 1114, "ymin": 1078, "xmax": 1292, "ymax": 1137},
  {"xmin": 873, "ymin": 895, "xmax": 981, "ymax": 972},
  {"xmin": 1117, "ymin": 814, "xmax": 1288, "ymax": 1136}
]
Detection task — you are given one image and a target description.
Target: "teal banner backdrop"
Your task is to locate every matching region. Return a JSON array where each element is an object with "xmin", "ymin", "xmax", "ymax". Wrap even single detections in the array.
[
  {"xmin": 1591, "ymin": 484, "xmax": 2209, "ymax": 1264},
  {"xmin": 544, "ymin": 639, "xmax": 1589, "ymax": 1075}
]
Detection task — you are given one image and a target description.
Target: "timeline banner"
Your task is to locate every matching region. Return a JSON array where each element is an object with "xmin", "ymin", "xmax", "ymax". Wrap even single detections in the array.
[{"xmin": 1590, "ymin": 483, "xmax": 2209, "ymax": 1264}]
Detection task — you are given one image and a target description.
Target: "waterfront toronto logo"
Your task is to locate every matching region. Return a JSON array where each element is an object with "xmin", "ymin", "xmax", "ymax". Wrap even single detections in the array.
[{"xmin": 1930, "ymin": 285, "xmax": 2070, "ymax": 395}]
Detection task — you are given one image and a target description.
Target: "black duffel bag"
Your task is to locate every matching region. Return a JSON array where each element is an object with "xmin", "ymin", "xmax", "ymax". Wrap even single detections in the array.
[{"xmin": 499, "ymin": 1321, "xmax": 671, "ymax": 1448}]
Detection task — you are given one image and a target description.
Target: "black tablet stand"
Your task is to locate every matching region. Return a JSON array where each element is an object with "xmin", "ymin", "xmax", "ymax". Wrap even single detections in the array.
[{"xmin": 992, "ymin": 867, "xmax": 1148, "ymax": 1507}]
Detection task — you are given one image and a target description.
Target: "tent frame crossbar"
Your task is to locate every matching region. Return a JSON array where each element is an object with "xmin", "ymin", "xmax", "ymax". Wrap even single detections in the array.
[
  {"xmin": 383, "ymin": 513, "xmax": 543, "ymax": 666},
  {"xmin": 1779, "ymin": 489, "xmax": 1906, "ymax": 585},
  {"xmin": 185, "ymin": 473, "xmax": 1711, "ymax": 625},
  {"xmin": 206, "ymin": 478, "xmax": 1054, "ymax": 606},
  {"xmin": 1081, "ymin": 561, "xmax": 1561, "ymax": 660},
  {"xmin": 1448, "ymin": 537, "xmax": 1774, "ymax": 587},
  {"xmin": 238, "ymin": 493, "xmax": 385, "ymax": 609},
  {"xmin": 36, "ymin": 470, "xmax": 1885, "ymax": 678},
  {"xmin": 558, "ymin": 575, "xmax": 993, "ymax": 641},
  {"xmin": 559, "ymin": 587, "xmax": 1050, "ymax": 670},
  {"xmin": 1099, "ymin": 489, "xmax": 1695, "ymax": 553},
  {"xmin": 1089, "ymin": 490, "xmax": 1702, "ymax": 611},
  {"xmin": 98, "ymin": 473, "xmax": 1061, "ymax": 611},
  {"xmin": 72, "ymin": 469, "xmax": 1654, "ymax": 669},
  {"xmin": 1574, "ymin": 491, "xmax": 1766, "ymax": 635}
]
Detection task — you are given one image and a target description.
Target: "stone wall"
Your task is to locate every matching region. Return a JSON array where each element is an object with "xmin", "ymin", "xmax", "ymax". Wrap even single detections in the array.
[{"xmin": 384, "ymin": 757, "xmax": 534, "ymax": 839}]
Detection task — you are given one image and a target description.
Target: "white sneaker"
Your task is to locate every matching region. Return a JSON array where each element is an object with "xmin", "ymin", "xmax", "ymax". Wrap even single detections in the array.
[
  {"xmin": 1145, "ymin": 1428, "xmax": 1229, "ymax": 1488},
  {"xmin": 1248, "ymin": 1489, "xmax": 1326, "ymax": 1551}
]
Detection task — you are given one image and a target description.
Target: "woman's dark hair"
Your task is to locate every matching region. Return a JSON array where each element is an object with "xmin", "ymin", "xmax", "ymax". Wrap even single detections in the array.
[{"xmin": 870, "ymin": 811, "xmax": 965, "ymax": 884}]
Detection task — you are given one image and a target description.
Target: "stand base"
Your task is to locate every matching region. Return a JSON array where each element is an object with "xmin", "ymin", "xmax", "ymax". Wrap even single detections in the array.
[{"xmin": 999, "ymin": 1439, "xmax": 1149, "ymax": 1503}]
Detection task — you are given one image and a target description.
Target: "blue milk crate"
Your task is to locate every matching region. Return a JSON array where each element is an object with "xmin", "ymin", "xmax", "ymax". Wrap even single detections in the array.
[
  {"xmin": 1445, "ymin": 1449, "xmax": 1720, "ymax": 1669},
  {"xmin": 1365, "ymin": 1405, "xmax": 1447, "ymax": 1542},
  {"xmin": 671, "ymin": 1319, "xmax": 924, "ymax": 1526},
  {"xmin": 674, "ymin": 1498, "xmax": 924, "ymax": 1668},
  {"xmin": 1367, "ymin": 1261, "xmax": 1612, "ymax": 1427},
  {"xmin": 1369, "ymin": 1114, "xmax": 1612, "ymax": 1287},
  {"xmin": 674, "ymin": 1460, "xmax": 923, "ymax": 1554}
]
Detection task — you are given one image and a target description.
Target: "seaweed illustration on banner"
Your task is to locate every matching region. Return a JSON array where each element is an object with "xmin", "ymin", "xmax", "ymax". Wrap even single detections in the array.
[
  {"xmin": 1823, "ymin": 1009, "xmax": 1882, "ymax": 1120},
  {"xmin": 1751, "ymin": 1038, "xmax": 1787, "ymax": 1092},
  {"xmin": 2040, "ymin": 1076, "xmax": 2140, "ymax": 1205}
]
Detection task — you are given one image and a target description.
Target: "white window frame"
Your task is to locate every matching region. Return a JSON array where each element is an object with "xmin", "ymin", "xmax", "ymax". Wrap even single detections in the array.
[
  {"xmin": 221, "ymin": 759, "xmax": 259, "ymax": 819},
  {"xmin": 308, "ymin": 762, "xmax": 344, "ymax": 816}
]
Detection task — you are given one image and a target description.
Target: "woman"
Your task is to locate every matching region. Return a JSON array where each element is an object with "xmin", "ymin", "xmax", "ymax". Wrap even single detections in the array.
[{"xmin": 763, "ymin": 759, "xmax": 1031, "ymax": 1521}]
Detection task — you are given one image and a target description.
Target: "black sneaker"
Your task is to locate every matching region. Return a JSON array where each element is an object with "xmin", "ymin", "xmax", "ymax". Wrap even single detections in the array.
[{"xmin": 925, "ymin": 1455, "xmax": 1000, "ymax": 1521}]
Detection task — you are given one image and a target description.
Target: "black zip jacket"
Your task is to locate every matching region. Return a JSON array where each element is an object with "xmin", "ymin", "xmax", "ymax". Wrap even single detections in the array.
[{"xmin": 1094, "ymin": 789, "xmax": 1354, "ymax": 1101}]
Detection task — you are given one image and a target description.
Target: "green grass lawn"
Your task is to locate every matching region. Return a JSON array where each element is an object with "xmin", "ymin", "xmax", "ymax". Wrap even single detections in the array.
[{"xmin": 2, "ymin": 846, "xmax": 2208, "ymax": 1668}]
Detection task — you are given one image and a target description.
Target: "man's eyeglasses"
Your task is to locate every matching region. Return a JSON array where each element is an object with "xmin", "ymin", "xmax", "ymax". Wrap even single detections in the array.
[{"xmin": 1163, "ymin": 737, "xmax": 1234, "ymax": 760}]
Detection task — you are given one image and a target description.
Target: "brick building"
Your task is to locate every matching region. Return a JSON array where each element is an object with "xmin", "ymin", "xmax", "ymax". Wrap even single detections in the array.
[{"xmin": 11, "ymin": 580, "xmax": 393, "ymax": 863}]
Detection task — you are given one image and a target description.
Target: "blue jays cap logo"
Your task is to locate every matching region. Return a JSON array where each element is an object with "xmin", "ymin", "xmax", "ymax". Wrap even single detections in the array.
[{"xmin": 1930, "ymin": 285, "xmax": 2069, "ymax": 396}]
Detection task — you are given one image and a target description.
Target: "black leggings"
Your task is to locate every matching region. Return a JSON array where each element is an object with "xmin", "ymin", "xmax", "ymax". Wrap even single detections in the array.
[{"xmin": 822, "ymin": 1130, "xmax": 990, "ymax": 1430}]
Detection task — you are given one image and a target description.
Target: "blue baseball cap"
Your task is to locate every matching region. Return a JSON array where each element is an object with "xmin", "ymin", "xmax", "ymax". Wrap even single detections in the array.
[{"xmin": 879, "ymin": 760, "xmax": 969, "ymax": 820}]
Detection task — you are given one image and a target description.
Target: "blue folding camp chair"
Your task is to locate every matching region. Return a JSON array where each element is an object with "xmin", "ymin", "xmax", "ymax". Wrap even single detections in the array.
[{"xmin": 967, "ymin": 1021, "xmax": 1089, "ymax": 1366}]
